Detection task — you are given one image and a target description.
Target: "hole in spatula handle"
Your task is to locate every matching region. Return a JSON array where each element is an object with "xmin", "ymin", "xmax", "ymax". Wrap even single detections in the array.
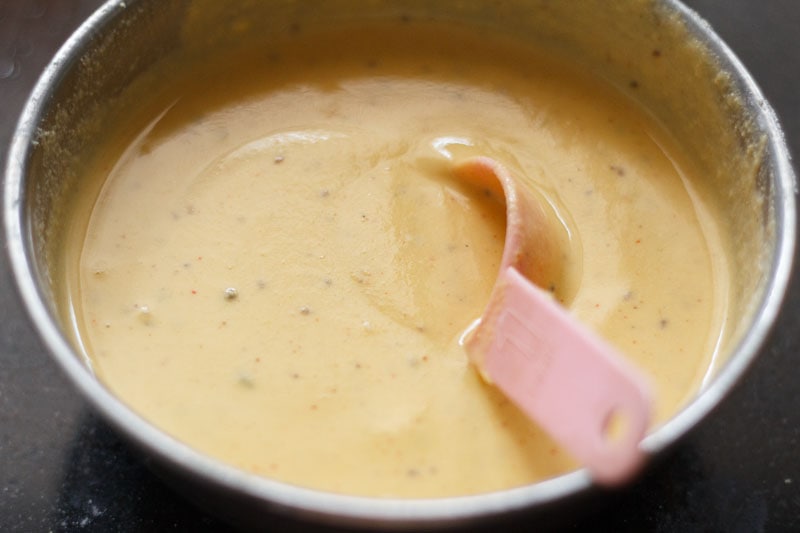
[{"xmin": 602, "ymin": 407, "xmax": 631, "ymax": 445}]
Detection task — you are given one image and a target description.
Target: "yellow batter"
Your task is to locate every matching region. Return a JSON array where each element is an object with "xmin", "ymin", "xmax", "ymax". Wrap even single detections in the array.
[{"xmin": 63, "ymin": 22, "xmax": 729, "ymax": 497}]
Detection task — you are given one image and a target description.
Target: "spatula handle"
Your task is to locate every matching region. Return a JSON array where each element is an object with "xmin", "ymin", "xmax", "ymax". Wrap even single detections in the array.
[{"xmin": 481, "ymin": 266, "xmax": 652, "ymax": 485}]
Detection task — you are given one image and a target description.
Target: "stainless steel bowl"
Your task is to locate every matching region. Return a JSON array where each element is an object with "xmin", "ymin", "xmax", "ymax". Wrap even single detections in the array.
[{"xmin": 4, "ymin": 0, "xmax": 795, "ymax": 529}]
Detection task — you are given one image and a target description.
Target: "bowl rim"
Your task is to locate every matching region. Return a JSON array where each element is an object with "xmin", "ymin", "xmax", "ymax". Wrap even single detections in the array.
[{"xmin": 3, "ymin": 0, "xmax": 796, "ymax": 527}]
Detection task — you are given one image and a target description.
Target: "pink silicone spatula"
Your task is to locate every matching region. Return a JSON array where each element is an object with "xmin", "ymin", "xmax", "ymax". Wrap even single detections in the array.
[{"xmin": 454, "ymin": 156, "xmax": 653, "ymax": 486}]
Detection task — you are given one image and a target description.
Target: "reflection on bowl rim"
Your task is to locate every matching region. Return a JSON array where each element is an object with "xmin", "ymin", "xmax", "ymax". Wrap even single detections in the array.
[{"xmin": 3, "ymin": 0, "xmax": 796, "ymax": 528}]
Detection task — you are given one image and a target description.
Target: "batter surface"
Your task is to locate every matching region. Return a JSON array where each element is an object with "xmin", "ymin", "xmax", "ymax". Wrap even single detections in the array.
[{"xmin": 64, "ymin": 22, "xmax": 730, "ymax": 497}]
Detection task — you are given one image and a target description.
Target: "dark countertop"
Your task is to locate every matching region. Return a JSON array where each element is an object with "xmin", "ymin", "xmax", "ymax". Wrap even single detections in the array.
[{"xmin": 1, "ymin": 1, "xmax": 798, "ymax": 531}]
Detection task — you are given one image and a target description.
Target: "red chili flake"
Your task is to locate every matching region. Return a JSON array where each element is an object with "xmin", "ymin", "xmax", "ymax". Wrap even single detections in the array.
[
  {"xmin": 635, "ymin": 239, "xmax": 642, "ymax": 244},
  {"xmin": 191, "ymin": 289, "xmax": 197, "ymax": 295}
]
